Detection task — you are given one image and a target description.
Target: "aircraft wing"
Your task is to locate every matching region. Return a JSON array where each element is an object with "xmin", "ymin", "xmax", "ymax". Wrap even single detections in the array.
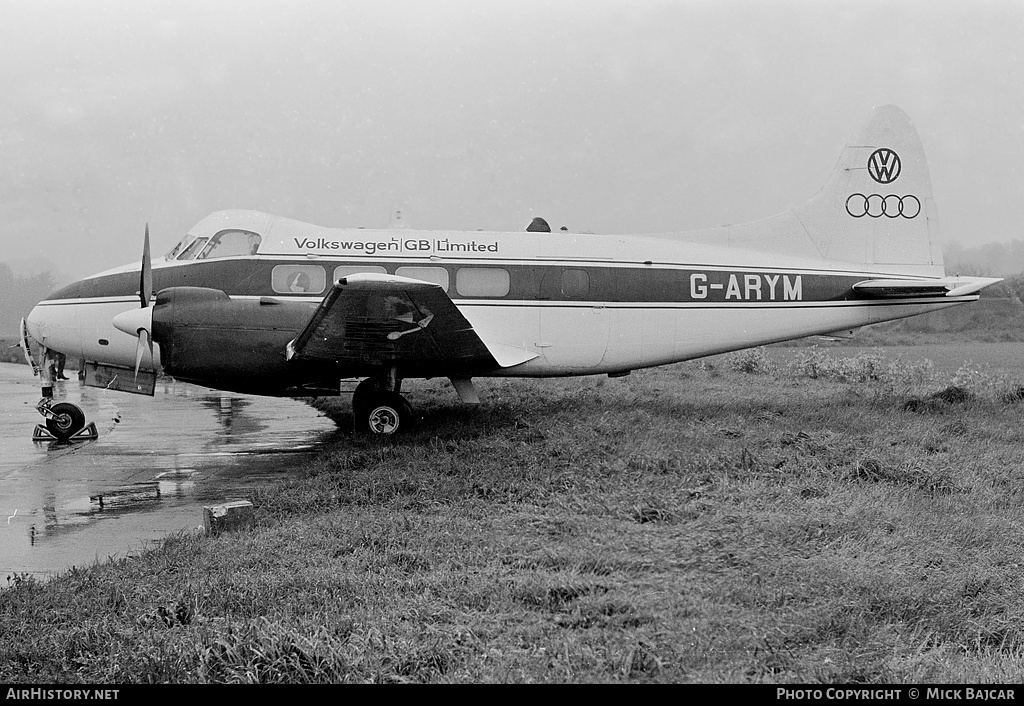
[
  {"xmin": 286, "ymin": 273, "xmax": 536, "ymax": 370},
  {"xmin": 853, "ymin": 276, "xmax": 1002, "ymax": 299}
]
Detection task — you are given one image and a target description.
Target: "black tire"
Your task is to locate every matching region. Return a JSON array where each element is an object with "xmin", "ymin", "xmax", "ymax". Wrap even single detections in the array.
[
  {"xmin": 358, "ymin": 392, "xmax": 413, "ymax": 435},
  {"xmin": 351, "ymin": 378, "xmax": 380, "ymax": 421},
  {"xmin": 45, "ymin": 402, "xmax": 86, "ymax": 441}
]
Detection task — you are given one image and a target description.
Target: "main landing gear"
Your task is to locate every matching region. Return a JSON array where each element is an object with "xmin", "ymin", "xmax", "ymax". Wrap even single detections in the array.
[{"xmin": 351, "ymin": 371, "xmax": 414, "ymax": 436}]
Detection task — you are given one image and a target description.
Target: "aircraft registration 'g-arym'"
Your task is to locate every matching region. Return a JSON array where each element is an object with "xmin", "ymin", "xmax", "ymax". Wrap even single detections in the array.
[{"xmin": 22, "ymin": 105, "xmax": 1000, "ymax": 439}]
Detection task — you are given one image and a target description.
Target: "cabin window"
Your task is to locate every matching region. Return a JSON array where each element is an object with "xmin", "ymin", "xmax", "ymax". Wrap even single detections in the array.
[
  {"xmin": 333, "ymin": 265, "xmax": 387, "ymax": 284},
  {"xmin": 197, "ymin": 230, "xmax": 261, "ymax": 260},
  {"xmin": 177, "ymin": 237, "xmax": 209, "ymax": 260},
  {"xmin": 561, "ymin": 269, "xmax": 590, "ymax": 299},
  {"xmin": 456, "ymin": 267, "xmax": 510, "ymax": 297},
  {"xmin": 272, "ymin": 265, "xmax": 326, "ymax": 294},
  {"xmin": 395, "ymin": 266, "xmax": 449, "ymax": 291}
]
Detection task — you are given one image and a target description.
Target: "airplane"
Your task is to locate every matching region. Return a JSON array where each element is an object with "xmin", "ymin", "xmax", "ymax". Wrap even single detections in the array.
[{"xmin": 21, "ymin": 105, "xmax": 1001, "ymax": 440}]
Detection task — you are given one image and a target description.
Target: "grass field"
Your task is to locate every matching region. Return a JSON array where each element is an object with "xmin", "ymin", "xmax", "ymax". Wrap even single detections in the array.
[
  {"xmin": 770, "ymin": 341, "xmax": 1024, "ymax": 378},
  {"xmin": 3, "ymin": 342, "xmax": 1024, "ymax": 683}
]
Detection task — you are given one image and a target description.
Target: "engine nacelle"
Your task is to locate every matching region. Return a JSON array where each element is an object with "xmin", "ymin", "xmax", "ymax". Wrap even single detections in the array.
[{"xmin": 152, "ymin": 287, "xmax": 323, "ymax": 394}]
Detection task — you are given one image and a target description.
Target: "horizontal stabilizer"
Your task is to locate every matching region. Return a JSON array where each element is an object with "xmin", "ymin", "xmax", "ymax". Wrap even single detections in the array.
[{"xmin": 853, "ymin": 276, "xmax": 1002, "ymax": 299}]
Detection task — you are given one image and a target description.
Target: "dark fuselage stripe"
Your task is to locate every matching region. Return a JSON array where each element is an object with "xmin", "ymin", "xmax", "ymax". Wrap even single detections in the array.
[
  {"xmin": 47, "ymin": 258, "xmax": 933, "ymax": 306},
  {"xmin": 36, "ymin": 295, "xmax": 972, "ymax": 313}
]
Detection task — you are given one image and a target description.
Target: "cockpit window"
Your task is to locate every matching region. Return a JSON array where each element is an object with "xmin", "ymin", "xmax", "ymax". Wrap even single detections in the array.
[
  {"xmin": 177, "ymin": 237, "xmax": 209, "ymax": 260},
  {"xmin": 164, "ymin": 235, "xmax": 192, "ymax": 260},
  {"xmin": 196, "ymin": 230, "xmax": 261, "ymax": 260}
]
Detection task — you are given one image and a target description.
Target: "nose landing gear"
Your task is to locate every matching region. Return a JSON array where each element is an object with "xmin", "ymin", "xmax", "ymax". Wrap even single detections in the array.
[
  {"xmin": 27, "ymin": 342, "xmax": 98, "ymax": 443},
  {"xmin": 33, "ymin": 399, "xmax": 98, "ymax": 442}
]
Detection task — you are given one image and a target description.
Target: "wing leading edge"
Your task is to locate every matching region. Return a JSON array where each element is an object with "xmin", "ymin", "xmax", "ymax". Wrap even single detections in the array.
[{"xmin": 285, "ymin": 273, "xmax": 536, "ymax": 371}]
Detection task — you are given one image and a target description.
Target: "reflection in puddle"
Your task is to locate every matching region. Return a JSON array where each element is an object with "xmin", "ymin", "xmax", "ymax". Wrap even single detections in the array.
[
  {"xmin": 0, "ymin": 363, "xmax": 338, "ymax": 579},
  {"xmin": 155, "ymin": 470, "xmax": 200, "ymax": 501},
  {"xmin": 90, "ymin": 482, "xmax": 162, "ymax": 510},
  {"xmin": 199, "ymin": 395, "xmax": 267, "ymax": 442}
]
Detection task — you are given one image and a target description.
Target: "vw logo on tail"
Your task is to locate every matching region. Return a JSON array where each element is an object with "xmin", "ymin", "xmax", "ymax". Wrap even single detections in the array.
[{"xmin": 868, "ymin": 148, "xmax": 901, "ymax": 184}]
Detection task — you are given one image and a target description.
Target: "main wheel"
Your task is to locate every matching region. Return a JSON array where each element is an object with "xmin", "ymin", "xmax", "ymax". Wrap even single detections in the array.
[
  {"xmin": 45, "ymin": 402, "xmax": 86, "ymax": 441},
  {"xmin": 351, "ymin": 378, "xmax": 381, "ymax": 421},
  {"xmin": 358, "ymin": 392, "xmax": 413, "ymax": 435}
]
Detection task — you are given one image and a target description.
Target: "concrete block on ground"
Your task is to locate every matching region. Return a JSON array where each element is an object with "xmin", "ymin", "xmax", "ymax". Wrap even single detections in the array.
[{"xmin": 203, "ymin": 500, "xmax": 255, "ymax": 536}]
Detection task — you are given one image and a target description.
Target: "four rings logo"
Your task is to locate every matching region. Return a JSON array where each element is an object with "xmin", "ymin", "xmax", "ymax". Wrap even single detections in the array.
[
  {"xmin": 868, "ymin": 148, "xmax": 901, "ymax": 184},
  {"xmin": 846, "ymin": 193, "xmax": 921, "ymax": 219}
]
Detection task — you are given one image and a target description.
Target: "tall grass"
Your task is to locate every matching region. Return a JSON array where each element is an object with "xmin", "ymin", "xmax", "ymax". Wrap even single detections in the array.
[{"xmin": 3, "ymin": 347, "xmax": 1024, "ymax": 683}]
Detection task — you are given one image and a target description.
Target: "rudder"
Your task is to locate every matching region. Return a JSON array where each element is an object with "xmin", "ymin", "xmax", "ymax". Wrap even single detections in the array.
[{"xmin": 794, "ymin": 105, "xmax": 944, "ymax": 275}]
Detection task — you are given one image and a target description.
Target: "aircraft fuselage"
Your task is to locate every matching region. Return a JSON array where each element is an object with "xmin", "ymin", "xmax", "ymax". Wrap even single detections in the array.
[{"xmin": 27, "ymin": 222, "xmax": 973, "ymax": 397}]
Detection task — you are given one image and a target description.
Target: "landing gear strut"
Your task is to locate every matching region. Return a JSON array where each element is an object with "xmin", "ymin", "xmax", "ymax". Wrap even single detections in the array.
[{"xmin": 351, "ymin": 370, "xmax": 414, "ymax": 436}]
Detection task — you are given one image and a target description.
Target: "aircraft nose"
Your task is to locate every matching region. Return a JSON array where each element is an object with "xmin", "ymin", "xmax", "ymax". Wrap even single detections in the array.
[
  {"xmin": 25, "ymin": 301, "xmax": 54, "ymax": 346},
  {"xmin": 24, "ymin": 295, "xmax": 84, "ymax": 359}
]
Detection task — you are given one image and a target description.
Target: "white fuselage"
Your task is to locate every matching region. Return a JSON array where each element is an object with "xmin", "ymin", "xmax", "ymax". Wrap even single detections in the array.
[{"xmin": 27, "ymin": 218, "xmax": 972, "ymax": 385}]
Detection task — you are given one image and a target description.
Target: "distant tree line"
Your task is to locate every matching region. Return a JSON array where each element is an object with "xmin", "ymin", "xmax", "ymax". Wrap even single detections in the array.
[
  {"xmin": 944, "ymin": 240, "xmax": 1024, "ymax": 301},
  {"xmin": 0, "ymin": 264, "xmax": 57, "ymax": 336},
  {"xmin": 986, "ymin": 273, "xmax": 1024, "ymax": 301},
  {"xmin": 945, "ymin": 240, "xmax": 1024, "ymax": 277}
]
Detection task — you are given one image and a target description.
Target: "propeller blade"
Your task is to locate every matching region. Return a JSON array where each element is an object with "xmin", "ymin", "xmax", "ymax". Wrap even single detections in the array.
[
  {"xmin": 140, "ymin": 224, "xmax": 152, "ymax": 308},
  {"xmin": 134, "ymin": 329, "xmax": 150, "ymax": 380},
  {"xmin": 19, "ymin": 317, "xmax": 38, "ymax": 373}
]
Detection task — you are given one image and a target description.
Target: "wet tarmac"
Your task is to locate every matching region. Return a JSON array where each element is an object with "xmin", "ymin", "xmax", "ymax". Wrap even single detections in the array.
[{"xmin": 0, "ymin": 362, "xmax": 339, "ymax": 581}]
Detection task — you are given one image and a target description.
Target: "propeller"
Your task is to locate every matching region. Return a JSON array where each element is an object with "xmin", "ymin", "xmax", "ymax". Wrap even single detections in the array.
[
  {"xmin": 112, "ymin": 224, "xmax": 155, "ymax": 380},
  {"xmin": 19, "ymin": 317, "xmax": 39, "ymax": 374},
  {"xmin": 140, "ymin": 224, "xmax": 152, "ymax": 308}
]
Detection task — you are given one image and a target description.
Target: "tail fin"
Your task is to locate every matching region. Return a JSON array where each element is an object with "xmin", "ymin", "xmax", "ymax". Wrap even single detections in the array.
[{"xmin": 794, "ymin": 105, "xmax": 943, "ymax": 275}]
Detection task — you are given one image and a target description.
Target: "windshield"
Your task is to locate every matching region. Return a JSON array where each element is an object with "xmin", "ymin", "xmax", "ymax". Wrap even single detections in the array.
[
  {"xmin": 164, "ymin": 235, "xmax": 193, "ymax": 260},
  {"xmin": 177, "ymin": 237, "xmax": 209, "ymax": 260},
  {"xmin": 196, "ymin": 230, "xmax": 262, "ymax": 260}
]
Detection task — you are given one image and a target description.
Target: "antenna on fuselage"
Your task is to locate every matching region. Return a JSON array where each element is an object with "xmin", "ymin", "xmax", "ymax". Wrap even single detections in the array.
[{"xmin": 389, "ymin": 209, "xmax": 408, "ymax": 229}]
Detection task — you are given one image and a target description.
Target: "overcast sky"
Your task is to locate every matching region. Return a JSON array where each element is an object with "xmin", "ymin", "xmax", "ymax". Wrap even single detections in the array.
[{"xmin": 1, "ymin": 0, "xmax": 1021, "ymax": 281}]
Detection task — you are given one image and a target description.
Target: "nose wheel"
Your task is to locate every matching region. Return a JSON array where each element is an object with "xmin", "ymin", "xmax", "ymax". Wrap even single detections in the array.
[
  {"xmin": 33, "ymin": 400, "xmax": 98, "ymax": 442},
  {"xmin": 28, "ymin": 345, "xmax": 98, "ymax": 442},
  {"xmin": 45, "ymin": 402, "xmax": 86, "ymax": 438}
]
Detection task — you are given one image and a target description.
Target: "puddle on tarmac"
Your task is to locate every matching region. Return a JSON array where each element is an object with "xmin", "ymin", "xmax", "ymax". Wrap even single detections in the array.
[{"xmin": 0, "ymin": 362, "xmax": 340, "ymax": 581}]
